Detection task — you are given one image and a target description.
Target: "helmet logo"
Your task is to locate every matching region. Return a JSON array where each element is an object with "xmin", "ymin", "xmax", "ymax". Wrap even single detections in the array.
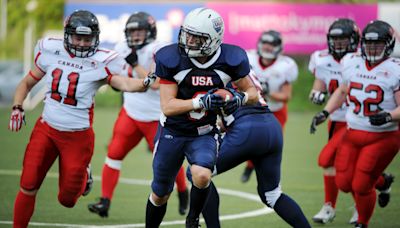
[
  {"xmin": 330, "ymin": 28, "xmax": 343, "ymax": 36},
  {"xmin": 212, "ymin": 17, "xmax": 223, "ymax": 33},
  {"xmin": 365, "ymin": 32, "xmax": 379, "ymax": 40},
  {"xmin": 261, "ymin": 34, "xmax": 274, "ymax": 42},
  {"xmin": 76, "ymin": 26, "xmax": 92, "ymax": 35},
  {"xmin": 126, "ymin": 22, "xmax": 139, "ymax": 29},
  {"xmin": 148, "ymin": 16, "xmax": 155, "ymax": 26}
]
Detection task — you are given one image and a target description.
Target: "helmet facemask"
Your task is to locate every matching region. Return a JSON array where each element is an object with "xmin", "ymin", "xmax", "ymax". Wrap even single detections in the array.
[
  {"xmin": 124, "ymin": 12, "xmax": 157, "ymax": 50},
  {"xmin": 179, "ymin": 26, "xmax": 213, "ymax": 57},
  {"xmin": 126, "ymin": 27, "xmax": 148, "ymax": 49},
  {"xmin": 65, "ymin": 28, "xmax": 99, "ymax": 58},
  {"xmin": 362, "ymin": 38, "xmax": 387, "ymax": 64},
  {"xmin": 328, "ymin": 34, "xmax": 351, "ymax": 59}
]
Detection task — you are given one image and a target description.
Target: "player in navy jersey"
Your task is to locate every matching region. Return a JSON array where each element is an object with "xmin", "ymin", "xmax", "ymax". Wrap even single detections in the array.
[
  {"xmin": 186, "ymin": 72, "xmax": 311, "ymax": 228},
  {"xmin": 144, "ymin": 8, "xmax": 259, "ymax": 228}
]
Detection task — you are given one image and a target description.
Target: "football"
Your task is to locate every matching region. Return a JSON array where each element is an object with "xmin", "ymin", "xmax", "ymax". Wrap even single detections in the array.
[{"xmin": 213, "ymin": 88, "xmax": 233, "ymax": 101}]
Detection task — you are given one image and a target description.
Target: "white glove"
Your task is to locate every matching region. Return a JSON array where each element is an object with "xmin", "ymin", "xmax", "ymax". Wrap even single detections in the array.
[
  {"xmin": 309, "ymin": 90, "xmax": 326, "ymax": 105},
  {"xmin": 9, "ymin": 105, "xmax": 26, "ymax": 132},
  {"xmin": 143, "ymin": 72, "xmax": 157, "ymax": 88}
]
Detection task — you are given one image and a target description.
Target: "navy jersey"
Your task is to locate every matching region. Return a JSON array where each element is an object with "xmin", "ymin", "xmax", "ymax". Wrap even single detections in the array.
[{"xmin": 155, "ymin": 43, "xmax": 250, "ymax": 136}]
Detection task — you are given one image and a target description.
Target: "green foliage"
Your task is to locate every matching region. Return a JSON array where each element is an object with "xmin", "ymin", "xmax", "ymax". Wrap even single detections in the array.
[{"xmin": 0, "ymin": 0, "xmax": 64, "ymax": 60}]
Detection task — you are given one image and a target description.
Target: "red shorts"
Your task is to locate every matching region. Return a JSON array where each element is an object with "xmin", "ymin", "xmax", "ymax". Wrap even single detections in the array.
[
  {"xmin": 107, "ymin": 108, "xmax": 159, "ymax": 160},
  {"xmin": 335, "ymin": 129, "xmax": 400, "ymax": 193},
  {"xmin": 272, "ymin": 104, "xmax": 288, "ymax": 130},
  {"xmin": 318, "ymin": 121, "xmax": 347, "ymax": 168},
  {"xmin": 21, "ymin": 118, "xmax": 94, "ymax": 193}
]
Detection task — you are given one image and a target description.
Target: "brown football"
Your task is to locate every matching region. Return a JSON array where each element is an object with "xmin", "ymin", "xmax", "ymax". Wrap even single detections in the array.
[{"xmin": 213, "ymin": 89, "xmax": 233, "ymax": 101}]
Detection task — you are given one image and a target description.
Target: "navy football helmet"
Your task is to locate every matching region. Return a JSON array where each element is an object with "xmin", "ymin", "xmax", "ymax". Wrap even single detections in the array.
[
  {"xmin": 64, "ymin": 10, "xmax": 100, "ymax": 58},
  {"xmin": 361, "ymin": 20, "xmax": 395, "ymax": 64},
  {"xmin": 257, "ymin": 30, "xmax": 282, "ymax": 60},
  {"xmin": 125, "ymin": 12, "xmax": 157, "ymax": 49},
  {"xmin": 327, "ymin": 18, "xmax": 360, "ymax": 60}
]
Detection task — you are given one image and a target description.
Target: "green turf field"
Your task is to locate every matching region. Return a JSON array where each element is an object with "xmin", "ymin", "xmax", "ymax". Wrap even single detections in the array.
[{"xmin": 0, "ymin": 106, "xmax": 399, "ymax": 227}]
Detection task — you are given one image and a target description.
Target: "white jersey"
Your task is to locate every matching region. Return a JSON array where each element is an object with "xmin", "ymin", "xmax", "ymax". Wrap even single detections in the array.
[
  {"xmin": 247, "ymin": 50, "xmax": 298, "ymax": 112},
  {"xmin": 34, "ymin": 37, "xmax": 125, "ymax": 131},
  {"xmin": 308, "ymin": 49, "xmax": 346, "ymax": 122},
  {"xmin": 114, "ymin": 40, "xmax": 166, "ymax": 121},
  {"xmin": 342, "ymin": 53, "xmax": 400, "ymax": 132}
]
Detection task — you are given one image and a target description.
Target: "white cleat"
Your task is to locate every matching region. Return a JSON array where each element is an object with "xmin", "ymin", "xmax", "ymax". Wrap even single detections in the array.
[
  {"xmin": 349, "ymin": 206, "xmax": 358, "ymax": 225},
  {"xmin": 312, "ymin": 203, "xmax": 336, "ymax": 224}
]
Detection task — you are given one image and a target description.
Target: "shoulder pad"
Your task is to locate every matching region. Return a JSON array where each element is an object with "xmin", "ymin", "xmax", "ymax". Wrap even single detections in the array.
[
  {"xmin": 155, "ymin": 44, "xmax": 181, "ymax": 68},
  {"xmin": 91, "ymin": 48, "xmax": 119, "ymax": 64},
  {"xmin": 221, "ymin": 44, "xmax": 248, "ymax": 66},
  {"xmin": 37, "ymin": 37, "xmax": 64, "ymax": 53}
]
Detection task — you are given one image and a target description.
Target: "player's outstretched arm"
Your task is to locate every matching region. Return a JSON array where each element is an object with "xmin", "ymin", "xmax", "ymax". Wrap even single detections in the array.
[
  {"xmin": 107, "ymin": 72, "xmax": 156, "ymax": 92},
  {"xmin": 323, "ymin": 83, "xmax": 347, "ymax": 114},
  {"xmin": 235, "ymin": 76, "xmax": 258, "ymax": 105},
  {"xmin": 9, "ymin": 66, "xmax": 44, "ymax": 132}
]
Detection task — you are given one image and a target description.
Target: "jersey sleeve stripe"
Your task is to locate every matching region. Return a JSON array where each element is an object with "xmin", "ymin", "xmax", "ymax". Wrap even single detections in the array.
[
  {"xmin": 34, "ymin": 52, "xmax": 45, "ymax": 74},
  {"xmin": 105, "ymin": 67, "xmax": 113, "ymax": 84},
  {"xmin": 29, "ymin": 70, "xmax": 40, "ymax": 81},
  {"xmin": 160, "ymin": 78, "xmax": 177, "ymax": 84},
  {"xmin": 103, "ymin": 52, "xmax": 119, "ymax": 64},
  {"xmin": 128, "ymin": 66, "xmax": 133, "ymax": 78}
]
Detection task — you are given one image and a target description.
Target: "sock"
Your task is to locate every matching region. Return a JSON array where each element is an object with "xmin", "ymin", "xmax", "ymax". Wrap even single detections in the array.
[
  {"xmin": 102, "ymin": 164, "xmax": 120, "ymax": 199},
  {"xmin": 246, "ymin": 160, "xmax": 254, "ymax": 169},
  {"xmin": 13, "ymin": 190, "xmax": 36, "ymax": 228},
  {"xmin": 375, "ymin": 175, "xmax": 385, "ymax": 190},
  {"xmin": 176, "ymin": 166, "xmax": 187, "ymax": 192},
  {"xmin": 273, "ymin": 194, "xmax": 311, "ymax": 228},
  {"xmin": 202, "ymin": 182, "xmax": 221, "ymax": 228},
  {"xmin": 145, "ymin": 198, "xmax": 167, "ymax": 228},
  {"xmin": 187, "ymin": 184, "xmax": 211, "ymax": 220},
  {"xmin": 324, "ymin": 175, "xmax": 338, "ymax": 208},
  {"xmin": 355, "ymin": 191, "xmax": 376, "ymax": 225}
]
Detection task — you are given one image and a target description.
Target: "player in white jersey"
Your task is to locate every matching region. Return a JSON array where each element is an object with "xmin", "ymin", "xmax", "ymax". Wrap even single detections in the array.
[
  {"xmin": 242, "ymin": 30, "xmax": 298, "ymax": 182},
  {"xmin": 88, "ymin": 12, "xmax": 189, "ymax": 218},
  {"xmin": 310, "ymin": 20, "xmax": 400, "ymax": 228},
  {"xmin": 8, "ymin": 10, "xmax": 156, "ymax": 227},
  {"xmin": 308, "ymin": 18, "xmax": 360, "ymax": 224}
]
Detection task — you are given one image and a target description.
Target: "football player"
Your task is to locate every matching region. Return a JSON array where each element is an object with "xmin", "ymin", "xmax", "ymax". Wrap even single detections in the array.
[
  {"xmin": 241, "ymin": 30, "xmax": 298, "ymax": 183},
  {"xmin": 144, "ymin": 8, "xmax": 258, "ymax": 228},
  {"xmin": 9, "ymin": 10, "xmax": 156, "ymax": 227},
  {"xmin": 87, "ymin": 11, "xmax": 189, "ymax": 218},
  {"xmin": 309, "ymin": 18, "xmax": 394, "ymax": 225},
  {"xmin": 310, "ymin": 20, "xmax": 400, "ymax": 228},
  {"xmin": 187, "ymin": 72, "xmax": 311, "ymax": 228},
  {"xmin": 308, "ymin": 18, "xmax": 360, "ymax": 224}
]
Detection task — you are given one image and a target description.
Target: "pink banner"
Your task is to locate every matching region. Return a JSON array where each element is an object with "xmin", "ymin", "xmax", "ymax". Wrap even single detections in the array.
[{"xmin": 207, "ymin": 3, "xmax": 377, "ymax": 54}]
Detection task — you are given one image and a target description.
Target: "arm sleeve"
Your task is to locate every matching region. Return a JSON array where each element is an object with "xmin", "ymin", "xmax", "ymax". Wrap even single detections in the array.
[
  {"xmin": 103, "ymin": 55, "xmax": 126, "ymax": 79},
  {"xmin": 308, "ymin": 52, "xmax": 317, "ymax": 75},
  {"xmin": 33, "ymin": 39, "xmax": 47, "ymax": 73},
  {"xmin": 155, "ymin": 54, "xmax": 176, "ymax": 83},
  {"xmin": 231, "ymin": 50, "xmax": 251, "ymax": 81}
]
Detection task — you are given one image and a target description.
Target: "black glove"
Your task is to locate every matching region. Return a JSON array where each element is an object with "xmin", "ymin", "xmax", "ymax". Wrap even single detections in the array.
[
  {"xmin": 223, "ymin": 88, "xmax": 247, "ymax": 115},
  {"xmin": 125, "ymin": 50, "xmax": 138, "ymax": 67},
  {"xmin": 310, "ymin": 110, "xmax": 329, "ymax": 134},
  {"xmin": 199, "ymin": 89, "xmax": 225, "ymax": 111},
  {"xmin": 369, "ymin": 112, "xmax": 392, "ymax": 126},
  {"xmin": 260, "ymin": 81, "xmax": 269, "ymax": 96}
]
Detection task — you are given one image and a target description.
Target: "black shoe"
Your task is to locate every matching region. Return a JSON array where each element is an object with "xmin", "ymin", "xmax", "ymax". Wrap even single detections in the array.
[
  {"xmin": 88, "ymin": 197, "xmax": 110, "ymax": 218},
  {"xmin": 355, "ymin": 223, "xmax": 368, "ymax": 228},
  {"xmin": 241, "ymin": 166, "xmax": 254, "ymax": 183},
  {"xmin": 178, "ymin": 189, "xmax": 189, "ymax": 215},
  {"xmin": 377, "ymin": 173, "xmax": 394, "ymax": 208},
  {"xmin": 186, "ymin": 217, "xmax": 200, "ymax": 228},
  {"xmin": 82, "ymin": 165, "xmax": 93, "ymax": 196}
]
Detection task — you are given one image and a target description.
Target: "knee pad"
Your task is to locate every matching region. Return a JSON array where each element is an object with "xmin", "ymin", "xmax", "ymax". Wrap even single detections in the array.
[
  {"xmin": 58, "ymin": 193, "xmax": 78, "ymax": 208},
  {"xmin": 105, "ymin": 157, "xmax": 122, "ymax": 170},
  {"xmin": 263, "ymin": 185, "xmax": 282, "ymax": 208}
]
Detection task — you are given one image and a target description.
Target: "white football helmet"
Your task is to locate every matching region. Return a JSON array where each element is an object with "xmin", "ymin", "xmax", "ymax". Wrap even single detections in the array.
[{"xmin": 179, "ymin": 8, "xmax": 224, "ymax": 57}]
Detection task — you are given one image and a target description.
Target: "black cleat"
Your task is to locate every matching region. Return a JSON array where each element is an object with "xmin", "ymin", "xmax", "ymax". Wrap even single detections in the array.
[
  {"xmin": 82, "ymin": 165, "xmax": 93, "ymax": 196},
  {"xmin": 241, "ymin": 166, "xmax": 254, "ymax": 183},
  {"xmin": 186, "ymin": 217, "xmax": 200, "ymax": 228},
  {"xmin": 178, "ymin": 189, "xmax": 189, "ymax": 215},
  {"xmin": 377, "ymin": 173, "xmax": 394, "ymax": 208},
  {"xmin": 355, "ymin": 223, "xmax": 368, "ymax": 228},
  {"xmin": 88, "ymin": 197, "xmax": 110, "ymax": 218}
]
